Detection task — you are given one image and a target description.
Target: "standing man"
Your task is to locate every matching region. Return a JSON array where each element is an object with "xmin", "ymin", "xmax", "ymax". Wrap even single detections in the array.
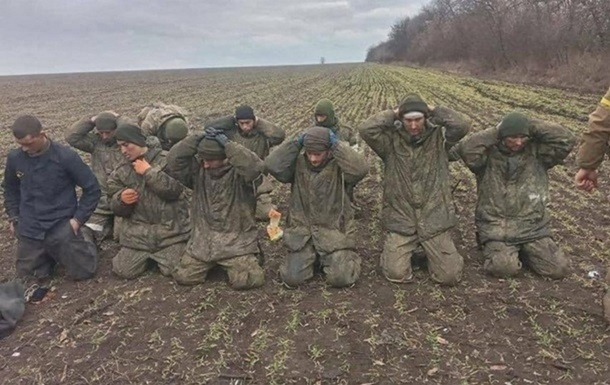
[
  {"xmin": 3, "ymin": 115, "xmax": 100, "ymax": 285},
  {"xmin": 106, "ymin": 122, "xmax": 191, "ymax": 279},
  {"xmin": 265, "ymin": 126, "xmax": 368, "ymax": 288},
  {"xmin": 137, "ymin": 102, "xmax": 190, "ymax": 150},
  {"xmin": 574, "ymin": 86, "xmax": 610, "ymax": 324},
  {"xmin": 452, "ymin": 112, "xmax": 575, "ymax": 278},
  {"xmin": 66, "ymin": 111, "xmax": 124, "ymax": 245},
  {"xmin": 167, "ymin": 128, "xmax": 265, "ymax": 290},
  {"xmin": 359, "ymin": 94, "xmax": 470, "ymax": 286},
  {"xmin": 206, "ymin": 105, "xmax": 285, "ymax": 220},
  {"xmin": 314, "ymin": 99, "xmax": 358, "ymax": 148}
]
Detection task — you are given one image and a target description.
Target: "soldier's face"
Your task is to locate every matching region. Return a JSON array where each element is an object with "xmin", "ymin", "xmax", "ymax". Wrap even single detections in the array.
[
  {"xmin": 315, "ymin": 114, "xmax": 327, "ymax": 124},
  {"xmin": 237, "ymin": 119, "xmax": 255, "ymax": 133},
  {"xmin": 98, "ymin": 130, "xmax": 115, "ymax": 142},
  {"xmin": 16, "ymin": 133, "xmax": 47, "ymax": 155},
  {"xmin": 306, "ymin": 150, "xmax": 330, "ymax": 167},
  {"xmin": 202, "ymin": 158, "xmax": 227, "ymax": 169},
  {"xmin": 503, "ymin": 135, "xmax": 529, "ymax": 152},
  {"xmin": 117, "ymin": 140, "xmax": 146, "ymax": 161},
  {"xmin": 402, "ymin": 116, "xmax": 425, "ymax": 136}
]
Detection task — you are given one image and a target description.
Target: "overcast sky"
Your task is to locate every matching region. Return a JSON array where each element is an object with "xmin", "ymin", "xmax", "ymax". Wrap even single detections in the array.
[{"xmin": 0, "ymin": 0, "xmax": 426, "ymax": 75}]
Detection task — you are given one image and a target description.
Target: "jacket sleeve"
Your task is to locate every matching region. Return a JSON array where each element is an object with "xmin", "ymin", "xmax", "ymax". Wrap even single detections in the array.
[
  {"xmin": 342, "ymin": 124, "xmax": 359, "ymax": 147},
  {"xmin": 225, "ymin": 141, "xmax": 264, "ymax": 183},
  {"xmin": 530, "ymin": 119, "xmax": 577, "ymax": 168},
  {"xmin": 264, "ymin": 140, "xmax": 300, "ymax": 183},
  {"xmin": 106, "ymin": 166, "xmax": 136, "ymax": 218},
  {"xmin": 576, "ymin": 88, "xmax": 610, "ymax": 170},
  {"xmin": 358, "ymin": 110, "xmax": 395, "ymax": 160},
  {"xmin": 65, "ymin": 117, "xmax": 97, "ymax": 153},
  {"xmin": 429, "ymin": 106, "xmax": 471, "ymax": 148},
  {"xmin": 256, "ymin": 118, "xmax": 285, "ymax": 147},
  {"xmin": 166, "ymin": 133, "xmax": 203, "ymax": 189},
  {"xmin": 143, "ymin": 163, "xmax": 184, "ymax": 202},
  {"xmin": 64, "ymin": 149, "xmax": 101, "ymax": 224},
  {"xmin": 2, "ymin": 153, "xmax": 20, "ymax": 222},
  {"xmin": 450, "ymin": 127, "xmax": 498, "ymax": 174},
  {"xmin": 332, "ymin": 142, "xmax": 368, "ymax": 185}
]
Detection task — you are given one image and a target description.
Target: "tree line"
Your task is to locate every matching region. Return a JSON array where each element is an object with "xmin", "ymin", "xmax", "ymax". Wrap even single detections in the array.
[{"xmin": 366, "ymin": 0, "xmax": 610, "ymax": 88}]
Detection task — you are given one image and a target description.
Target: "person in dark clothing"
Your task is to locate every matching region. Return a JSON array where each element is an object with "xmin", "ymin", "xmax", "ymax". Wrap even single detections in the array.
[{"xmin": 2, "ymin": 115, "xmax": 101, "ymax": 284}]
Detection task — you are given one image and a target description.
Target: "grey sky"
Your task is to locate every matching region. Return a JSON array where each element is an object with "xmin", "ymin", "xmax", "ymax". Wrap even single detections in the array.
[{"xmin": 0, "ymin": 0, "xmax": 426, "ymax": 75}]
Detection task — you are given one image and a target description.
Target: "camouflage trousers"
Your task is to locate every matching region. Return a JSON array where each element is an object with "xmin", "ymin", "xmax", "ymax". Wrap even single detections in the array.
[
  {"xmin": 16, "ymin": 219, "xmax": 97, "ymax": 281},
  {"xmin": 483, "ymin": 237, "xmax": 568, "ymax": 279},
  {"xmin": 255, "ymin": 175, "xmax": 277, "ymax": 221},
  {"xmin": 112, "ymin": 242, "xmax": 185, "ymax": 280},
  {"xmin": 280, "ymin": 240, "xmax": 361, "ymax": 288},
  {"xmin": 82, "ymin": 212, "xmax": 114, "ymax": 246},
  {"xmin": 173, "ymin": 254, "xmax": 264, "ymax": 290},
  {"xmin": 381, "ymin": 231, "xmax": 463, "ymax": 286}
]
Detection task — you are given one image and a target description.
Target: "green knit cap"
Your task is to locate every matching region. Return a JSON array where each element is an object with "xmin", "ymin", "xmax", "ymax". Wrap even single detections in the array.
[
  {"xmin": 95, "ymin": 111, "xmax": 118, "ymax": 131},
  {"xmin": 115, "ymin": 121, "xmax": 147, "ymax": 147},
  {"xmin": 314, "ymin": 99, "xmax": 336, "ymax": 128},
  {"xmin": 163, "ymin": 117, "xmax": 188, "ymax": 142},
  {"xmin": 197, "ymin": 137, "xmax": 226, "ymax": 160},
  {"xmin": 498, "ymin": 112, "xmax": 531, "ymax": 138},
  {"xmin": 398, "ymin": 94, "xmax": 429, "ymax": 117}
]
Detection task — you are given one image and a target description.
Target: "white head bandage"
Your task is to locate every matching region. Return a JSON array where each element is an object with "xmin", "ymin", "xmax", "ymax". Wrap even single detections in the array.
[{"xmin": 403, "ymin": 111, "xmax": 425, "ymax": 120}]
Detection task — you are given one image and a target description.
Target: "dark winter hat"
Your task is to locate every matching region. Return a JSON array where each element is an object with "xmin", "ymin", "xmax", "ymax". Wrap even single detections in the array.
[
  {"xmin": 164, "ymin": 117, "xmax": 188, "ymax": 142},
  {"xmin": 95, "ymin": 112, "xmax": 118, "ymax": 131},
  {"xmin": 115, "ymin": 121, "xmax": 147, "ymax": 147},
  {"xmin": 198, "ymin": 137, "xmax": 226, "ymax": 160},
  {"xmin": 303, "ymin": 126, "xmax": 331, "ymax": 152},
  {"xmin": 11, "ymin": 115, "xmax": 42, "ymax": 139},
  {"xmin": 314, "ymin": 99, "xmax": 336, "ymax": 128},
  {"xmin": 235, "ymin": 105, "xmax": 255, "ymax": 121},
  {"xmin": 498, "ymin": 112, "xmax": 531, "ymax": 138},
  {"xmin": 398, "ymin": 94, "xmax": 429, "ymax": 117}
]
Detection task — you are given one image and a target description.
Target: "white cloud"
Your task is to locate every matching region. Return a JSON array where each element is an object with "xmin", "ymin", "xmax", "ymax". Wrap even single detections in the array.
[{"xmin": 0, "ymin": 0, "xmax": 427, "ymax": 75}]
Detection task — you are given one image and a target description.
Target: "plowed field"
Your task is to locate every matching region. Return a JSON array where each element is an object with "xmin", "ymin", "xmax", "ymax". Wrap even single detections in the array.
[{"xmin": 0, "ymin": 64, "xmax": 608, "ymax": 384}]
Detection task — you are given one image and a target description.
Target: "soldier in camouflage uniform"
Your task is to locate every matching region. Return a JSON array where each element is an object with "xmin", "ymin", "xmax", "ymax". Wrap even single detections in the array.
[
  {"xmin": 206, "ymin": 105, "xmax": 285, "ymax": 221},
  {"xmin": 359, "ymin": 94, "xmax": 470, "ymax": 286},
  {"xmin": 314, "ymin": 99, "xmax": 358, "ymax": 148},
  {"xmin": 106, "ymin": 122, "xmax": 190, "ymax": 279},
  {"xmin": 137, "ymin": 102, "xmax": 190, "ymax": 151},
  {"xmin": 66, "ymin": 111, "xmax": 125, "ymax": 245},
  {"xmin": 452, "ymin": 112, "xmax": 576, "ymax": 279},
  {"xmin": 574, "ymin": 86, "xmax": 610, "ymax": 324},
  {"xmin": 265, "ymin": 126, "xmax": 368, "ymax": 288},
  {"xmin": 167, "ymin": 128, "xmax": 265, "ymax": 290}
]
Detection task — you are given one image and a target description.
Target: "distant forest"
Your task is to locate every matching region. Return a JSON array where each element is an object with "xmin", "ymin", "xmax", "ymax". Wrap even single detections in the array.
[{"xmin": 366, "ymin": 0, "xmax": 610, "ymax": 89}]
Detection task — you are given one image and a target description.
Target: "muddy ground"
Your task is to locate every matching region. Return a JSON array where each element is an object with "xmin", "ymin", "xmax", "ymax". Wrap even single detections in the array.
[{"xmin": 0, "ymin": 64, "xmax": 608, "ymax": 384}]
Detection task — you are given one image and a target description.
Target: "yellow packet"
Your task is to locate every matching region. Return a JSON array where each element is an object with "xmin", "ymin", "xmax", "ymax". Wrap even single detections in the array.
[{"xmin": 266, "ymin": 209, "xmax": 284, "ymax": 241}]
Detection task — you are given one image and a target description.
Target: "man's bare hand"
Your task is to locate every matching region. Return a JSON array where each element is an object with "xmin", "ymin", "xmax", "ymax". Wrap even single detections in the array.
[
  {"xmin": 575, "ymin": 168, "xmax": 598, "ymax": 192},
  {"xmin": 69, "ymin": 218, "xmax": 80, "ymax": 235},
  {"xmin": 121, "ymin": 188, "xmax": 139, "ymax": 204},
  {"xmin": 133, "ymin": 159, "xmax": 151, "ymax": 175}
]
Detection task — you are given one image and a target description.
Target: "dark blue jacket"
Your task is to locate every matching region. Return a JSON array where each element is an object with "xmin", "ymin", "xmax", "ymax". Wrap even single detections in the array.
[{"xmin": 2, "ymin": 140, "xmax": 101, "ymax": 240}]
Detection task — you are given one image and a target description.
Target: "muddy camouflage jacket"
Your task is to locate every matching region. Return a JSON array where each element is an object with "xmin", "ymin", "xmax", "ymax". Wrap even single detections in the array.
[
  {"xmin": 106, "ymin": 148, "xmax": 191, "ymax": 252},
  {"xmin": 317, "ymin": 118, "xmax": 358, "ymax": 147},
  {"xmin": 358, "ymin": 107, "xmax": 470, "ymax": 240},
  {"xmin": 451, "ymin": 121, "xmax": 576, "ymax": 245},
  {"xmin": 577, "ymin": 87, "xmax": 610, "ymax": 170},
  {"xmin": 65, "ymin": 117, "xmax": 124, "ymax": 214},
  {"xmin": 265, "ymin": 141, "xmax": 368, "ymax": 253},
  {"xmin": 206, "ymin": 115, "xmax": 285, "ymax": 159},
  {"xmin": 137, "ymin": 103, "xmax": 190, "ymax": 150},
  {"xmin": 166, "ymin": 136, "xmax": 264, "ymax": 262}
]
